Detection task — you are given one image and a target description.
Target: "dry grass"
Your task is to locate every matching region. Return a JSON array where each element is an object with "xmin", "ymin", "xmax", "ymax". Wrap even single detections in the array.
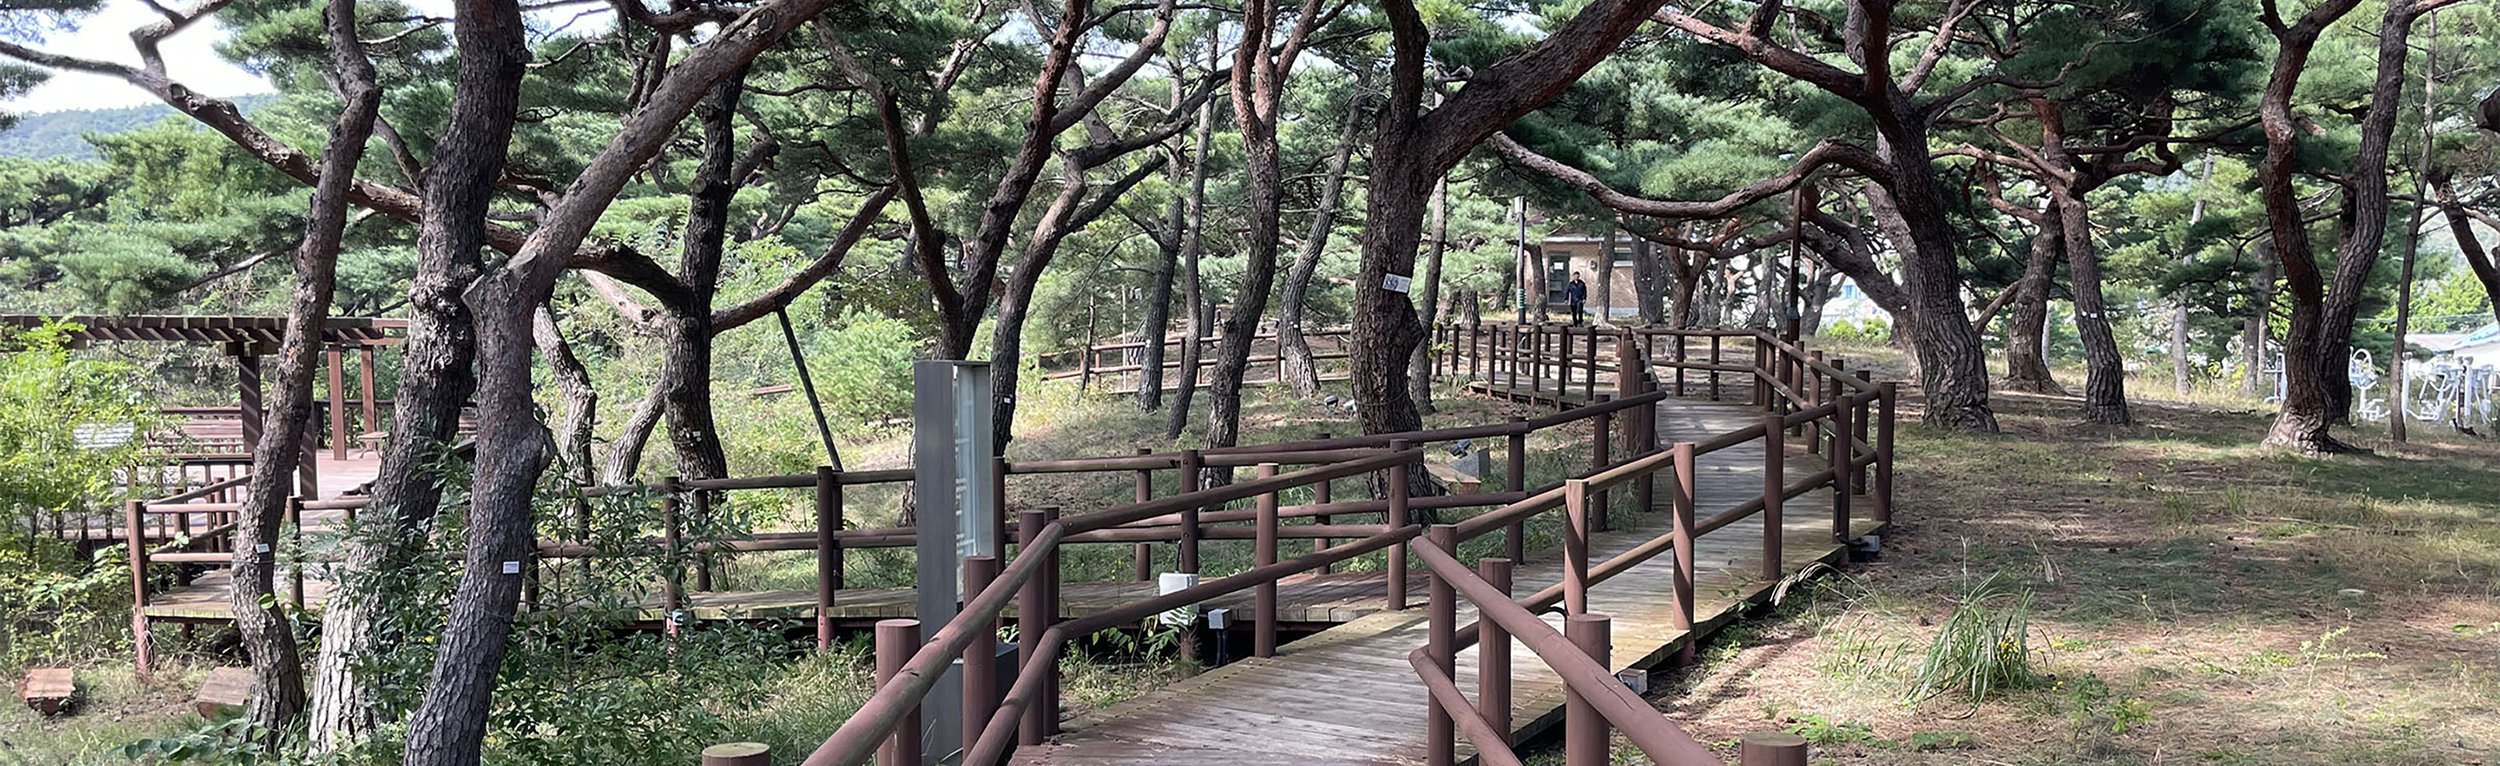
[{"xmin": 1638, "ymin": 341, "xmax": 2500, "ymax": 766}]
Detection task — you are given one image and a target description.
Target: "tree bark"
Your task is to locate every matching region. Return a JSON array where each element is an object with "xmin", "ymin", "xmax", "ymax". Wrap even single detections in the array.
[
  {"xmin": 1164, "ymin": 89, "xmax": 1216, "ymax": 440},
  {"xmin": 2003, "ymin": 209, "xmax": 2064, "ymax": 393},
  {"xmin": 1593, "ymin": 225, "xmax": 1615, "ymax": 324},
  {"xmin": 400, "ymin": 2, "xmax": 829, "ymax": 762},
  {"xmin": 534, "ymin": 306, "xmax": 596, "ymax": 530},
  {"xmin": 306, "ymin": 0, "xmax": 520, "ymax": 748},
  {"xmin": 2431, "ymin": 176, "xmax": 2500, "ymax": 326},
  {"xmin": 1136, "ymin": 192, "xmax": 1184, "ymax": 410},
  {"xmin": 1210, "ymin": 0, "xmax": 1327, "ymax": 450},
  {"xmin": 234, "ymin": 0, "xmax": 379, "ymax": 747},
  {"xmin": 1276, "ymin": 83, "xmax": 1366, "ymax": 397},
  {"xmin": 2256, "ymin": 0, "xmax": 2367, "ymax": 452},
  {"xmin": 2312, "ymin": 0, "xmax": 2444, "ymax": 430},
  {"xmin": 1351, "ymin": 0, "xmax": 1670, "ymax": 437},
  {"xmin": 1634, "ymin": 235, "xmax": 1663, "ymax": 324},
  {"xmin": 1406, "ymin": 177, "xmax": 1448, "ymax": 414},
  {"xmin": 657, "ymin": 69, "xmax": 749, "ymax": 483},
  {"xmin": 2053, "ymin": 193, "xmax": 2131, "ymax": 424}
]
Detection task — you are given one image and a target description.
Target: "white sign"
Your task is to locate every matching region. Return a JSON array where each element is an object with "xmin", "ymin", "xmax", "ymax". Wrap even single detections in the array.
[
  {"xmin": 501, "ymin": 560, "xmax": 522, "ymax": 575},
  {"xmin": 1382, "ymin": 273, "xmax": 1413, "ymax": 293}
]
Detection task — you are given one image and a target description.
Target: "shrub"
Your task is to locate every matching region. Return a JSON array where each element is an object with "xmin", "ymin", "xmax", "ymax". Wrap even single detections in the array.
[
  {"xmin": 1822, "ymin": 317, "xmax": 1892, "ymax": 343},
  {"xmin": 1908, "ymin": 573, "xmax": 2036, "ymax": 705}
]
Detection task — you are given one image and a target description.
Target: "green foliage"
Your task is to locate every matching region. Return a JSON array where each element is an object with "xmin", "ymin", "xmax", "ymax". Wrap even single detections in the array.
[
  {"xmin": 0, "ymin": 320, "xmax": 155, "ymax": 552},
  {"xmin": 120, "ymin": 718, "xmax": 273, "ymax": 765},
  {"xmin": 1909, "ymin": 573, "xmax": 2037, "ymax": 706},
  {"xmin": 1822, "ymin": 317, "xmax": 1892, "ymax": 343}
]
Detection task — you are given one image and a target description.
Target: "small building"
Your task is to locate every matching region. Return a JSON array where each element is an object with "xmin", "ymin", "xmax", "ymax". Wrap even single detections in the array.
[{"xmin": 1536, "ymin": 232, "xmax": 1641, "ymax": 319}]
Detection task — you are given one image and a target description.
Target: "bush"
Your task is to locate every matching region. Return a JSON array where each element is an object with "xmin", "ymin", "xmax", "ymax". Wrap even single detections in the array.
[
  {"xmin": 1908, "ymin": 573, "xmax": 2036, "ymax": 705},
  {"xmin": 1822, "ymin": 317, "xmax": 1892, "ymax": 343},
  {"xmin": 0, "ymin": 320, "xmax": 154, "ymax": 666}
]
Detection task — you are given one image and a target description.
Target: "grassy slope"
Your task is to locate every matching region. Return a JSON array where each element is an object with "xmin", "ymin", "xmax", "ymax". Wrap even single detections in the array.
[{"xmin": 1645, "ymin": 341, "xmax": 2500, "ymax": 765}]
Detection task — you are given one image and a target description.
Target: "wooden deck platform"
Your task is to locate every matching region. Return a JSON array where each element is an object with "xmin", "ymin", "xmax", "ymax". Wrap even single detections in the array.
[{"xmin": 1009, "ymin": 383, "xmax": 1876, "ymax": 765}]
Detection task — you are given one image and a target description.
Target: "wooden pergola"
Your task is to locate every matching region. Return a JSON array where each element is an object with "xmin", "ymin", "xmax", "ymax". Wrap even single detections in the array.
[{"xmin": 3, "ymin": 315, "xmax": 408, "ymax": 495}]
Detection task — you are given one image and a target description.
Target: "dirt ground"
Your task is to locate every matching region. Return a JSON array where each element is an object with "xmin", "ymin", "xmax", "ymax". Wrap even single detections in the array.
[{"xmin": 1647, "ymin": 367, "xmax": 2500, "ymax": 765}]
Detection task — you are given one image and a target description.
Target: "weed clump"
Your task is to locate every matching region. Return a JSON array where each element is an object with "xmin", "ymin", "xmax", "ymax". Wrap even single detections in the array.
[{"xmin": 1909, "ymin": 573, "xmax": 2036, "ymax": 705}]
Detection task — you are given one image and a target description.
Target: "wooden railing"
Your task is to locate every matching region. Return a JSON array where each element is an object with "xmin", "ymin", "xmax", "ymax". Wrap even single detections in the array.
[
  {"xmin": 785, "ymin": 322, "xmax": 1894, "ymax": 766},
  {"xmin": 1044, "ymin": 329, "xmax": 1355, "ymax": 394},
  {"xmin": 1402, "ymin": 320, "xmax": 1890, "ymax": 766}
]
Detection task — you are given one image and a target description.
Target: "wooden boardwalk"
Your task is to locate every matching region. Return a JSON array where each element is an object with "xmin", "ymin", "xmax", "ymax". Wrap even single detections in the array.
[{"xmin": 1009, "ymin": 384, "xmax": 1875, "ymax": 766}]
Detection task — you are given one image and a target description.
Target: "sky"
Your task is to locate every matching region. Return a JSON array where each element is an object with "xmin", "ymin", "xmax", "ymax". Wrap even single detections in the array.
[
  {"xmin": 1, "ymin": 0, "xmax": 523, "ymax": 115},
  {"xmin": 5, "ymin": 2, "xmax": 272, "ymax": 114}
]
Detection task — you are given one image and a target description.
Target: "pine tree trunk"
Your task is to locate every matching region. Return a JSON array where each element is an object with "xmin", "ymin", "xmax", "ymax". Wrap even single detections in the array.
[
  {"xmin": 1406, "ymin": 178, "xmax": 1448, "ymax": 413},
  {"xmin": 2003, "ymin": 208, "xmax": 2064, "ymax": 393},
  {"xmin": 1136, "ymin": 193, "xmax": 1183, "ymax": 410},
  {"xmin": 1162, "ymin": 95, "xmax": 1216, "ymax": 440},
  {"xmin": 2055, "ymin": 193, "xmax": 2131, "ymax": 424},
  {"xmin": 2243, "ymin": 247, "xmax": 2276, "ymax": 397},
  {"xmin": 1276, "ymin": 87, "xmax": 1365, "ymax": 397},
  {"xmin": 658, "ymin": 71, "xmax": 747, "ymax": 482},
  {"xmin": 236, "ymin": 0, "xmax": 381, "ymax": 746},
  {"xmin": 305, "ymin": 0, "xmax": 516, "ymax": 740},
  {"xmin": 1871, "ymin": 122, "xmax": 1998, "ymax": 431}
]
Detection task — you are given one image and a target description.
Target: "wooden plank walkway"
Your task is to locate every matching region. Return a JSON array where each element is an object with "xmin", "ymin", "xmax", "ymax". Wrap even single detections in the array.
[{"xmin": 1010, "ymin": 384, "xmax": 1877, "ymax": 766}]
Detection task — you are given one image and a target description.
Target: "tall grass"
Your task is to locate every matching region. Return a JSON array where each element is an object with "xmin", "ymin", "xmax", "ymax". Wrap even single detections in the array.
[{"xmin": 1909, "ymin": 573, "xmax": 2036, "ymax": 705}]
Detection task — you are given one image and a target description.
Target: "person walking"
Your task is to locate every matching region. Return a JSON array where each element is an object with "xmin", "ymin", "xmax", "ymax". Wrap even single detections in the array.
[{"xmin": 1566, "ymin": 271, "xmax": 1589, "ymax": 325}]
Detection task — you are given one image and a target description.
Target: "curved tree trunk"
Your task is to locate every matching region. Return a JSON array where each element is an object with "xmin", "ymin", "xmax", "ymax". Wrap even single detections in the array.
[
  {"xmin": 658, "ymin": 71, "xmax": 748, "ymax": 483},
  {"xmin": 1163, "ymin": 102, "xmax": 1215, "ymax": 440},
  {"xmin": 2054, "ymin": 193, "xmax": 2131, "ymax": 424},
  {"xmin": 2003, "ymin": 211, "xmax": 2064, "ymax": 393},
  {"xmin": 1275, "ymin": 92, "xmax": 1364, "ymax": 397},
  {"xmin": 1405, "ymin": 178, "xmax": 1448, "ymax": 414},
  {"xmin": 304, "ymin": 0, "xmax": 516, "ymax": 745},
  {"xmin": 1871, "ymin": 132, "xmax": 1998, "ymax": 431},
  {"xmin": 1136, "ymin": 188, "xmax": 1185, "ymax": 410},
  {"xmin": 236, "ymin": 0, "xmax": 380, "ymax": 746}
]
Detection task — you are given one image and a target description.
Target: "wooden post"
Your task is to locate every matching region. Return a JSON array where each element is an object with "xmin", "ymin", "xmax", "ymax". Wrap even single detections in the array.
[
  {"xmin": 701, "ymin": 743, "xmax": 771, "ymax": 766},
  {"xmin": 1179, "ymin": 450, "xmax": 1203, "ymax": 575},
  {"xmin": 1254, "ymin": 462, "xmax": 1280, "ymax": 658},
  {"xmin": 1738, "ymin": 732, "xmax": 1809, "ymax": 766},
  {"xmin": 1555, "ymin": 324, "xmax": 1571, "ymax": 398},
  {"xmin": 692, "ymin": 487, "xmax": 715, "ymax": 592},
  {"xmin": 1476, "ymin": 557, "xmax": 1514, "ymax": 739},
  {"xmin": 1562, "ymin": 479, "xmax": 1590, "ymax": 615},
  {"xmin": 1505, "ymin": 419, "xmax": 1527, "ymax": 563},
  {"xmin": 1041, "ymin": 506, "xmax": 1062, "ymax": 736},
  {"xmin": 1388, "ymin": 440, "xmax": 1412, "ymax": 611},
  {"xmin": 962, "ymin": 555, "xmax": 1001, "ymax": 760},
  {"xmin": 1425, "ymin": 525, "xmax": 1458, "ymax": 766},
  {"xmin": 126, "ymin": 499, "xmax": 151, "ymax": 678},
  {"xmin": 874, "ymin": 619, "xmax": 923, "ymax": 766},
  {"xmin": 1671, "ymin": 444, "xmax": 1697, "ymax": 640},
  {"xmin": 1016, "ymin": 508, "xmax": 1055, "ymax": 744},
  {"xmin": 1132, "ymin": 448, "xmax": 1153, "ymax": 582},
  {"xmin": 286, "ymin": 497, "xmax": 304, "ymax": 610},
  {"xmin": 1529, "ymin": 324, "xmax": 1544, "ymax": 395},
  {"xmin": 358, "ymin": 345, "xmax": 378, "ymax": 442},
  {"xmin": 1591, "ymin": 398, "xmax": 1613, "ymax": 534},
  {"xmin": 1563, "ymin": 614, "xmax": 1612, "ymax": 766},
  {"xmin": 325, "ymin": 346, "xmax": 347, "ymax": 460},
  {"xmin": 1753, "ymin": 336, "xmax": 1770, "ymax": 410},
  {"xmin": 1876, "ymin": 382, "xmax": 1898, "ymax": 523},
  {"xmin": 1762, "ymin": 417, "xmax": 1785, "ymax": 581},
  {"xmin": 1582, "ymin": 323, "xmax": 1597, "ymax": 401},
  {"xmin": 1314, "ymin": 433, "xmax": 1334, "ymax": 571},
  {"xmin": 815, "ymin": 467, "xmax": 842, "ymax": 650},
  {"xmin": 1709, "ymin": 334, "xmax": 1723, "ymax": 401},
  {"xmin": 1674, "ymin": 331, "xmax": 1688, "ymax": 396},
  {"xmin": 1830, "ymin": 390, "xmax": 1852, "ymax": 542},
  {"xmin": 1854, "ymin": 370, "xmax": 1874, "ymax": 496}
]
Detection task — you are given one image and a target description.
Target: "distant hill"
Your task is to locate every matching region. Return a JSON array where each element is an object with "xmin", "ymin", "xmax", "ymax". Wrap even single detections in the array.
[{"xmin": 0, "ymin": 94, "xmax": 275, "ymax": 160}]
